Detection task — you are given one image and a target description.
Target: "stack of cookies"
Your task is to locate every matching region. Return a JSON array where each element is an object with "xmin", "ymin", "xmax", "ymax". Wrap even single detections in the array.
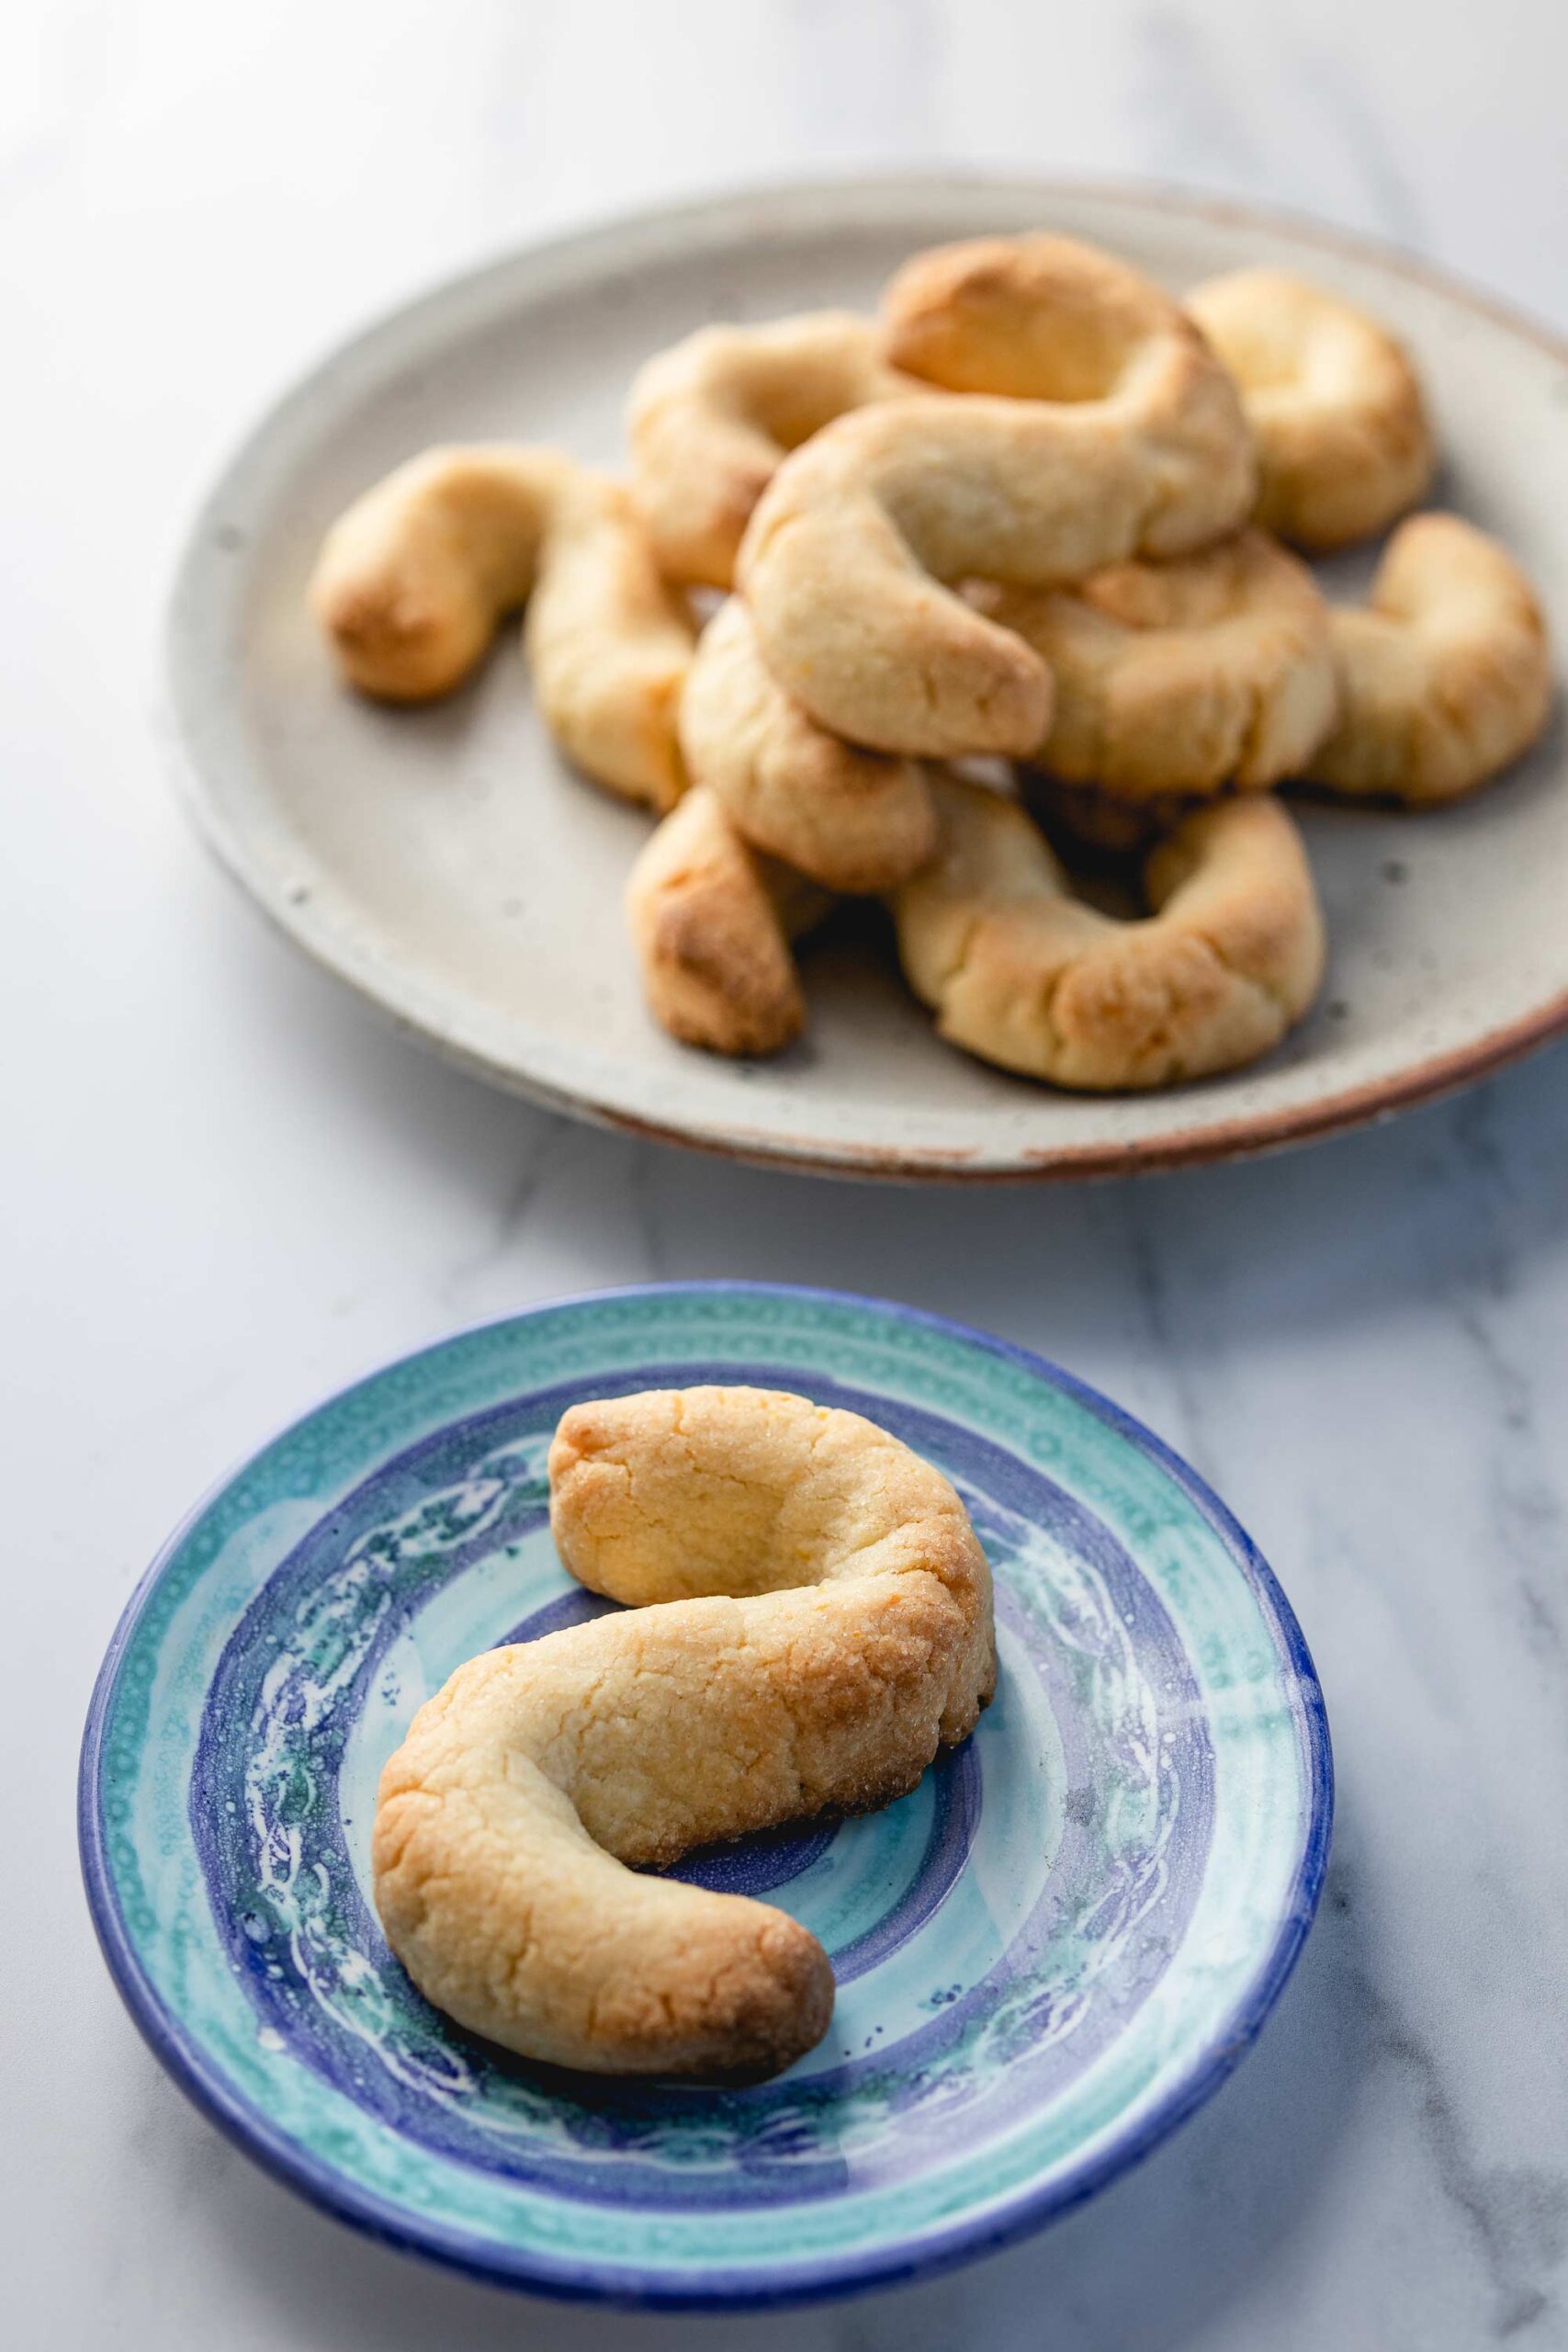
[{"xmin": 310, "ymin": 232, "xmax": 1552, "ymax": 1093}]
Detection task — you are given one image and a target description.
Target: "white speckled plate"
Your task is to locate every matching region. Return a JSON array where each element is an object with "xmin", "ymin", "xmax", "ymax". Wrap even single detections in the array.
[{"xmin": 164, "ymin": 174, "xmax": 1568, "ymax": 1181}]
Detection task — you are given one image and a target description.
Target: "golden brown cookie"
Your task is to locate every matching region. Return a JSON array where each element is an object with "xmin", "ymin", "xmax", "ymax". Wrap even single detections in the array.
[
  {"xmin": 625, "ymin": 786, "xmax": 829, "ymax": 1056},
  {"xmin": 976, "ymin": 530, "xmax": 1338, "ymax": 799},
  {"xmin": 372, "ymin": 1385, "xmax": 996, "ymax": 2079},
  {"xmin": 628, "ymin": 311, "xmax": 913, "ymax": 590},
  {"xmin": 679, "ymin": 597, "xmax": 938, "ymax": 891},
  {"xmin": 310, "ymin": 446, "xmax": 693, "ymax": 808},
  {"xmin": 1186, "ymin": 268, "xmax": 1433, "ymax": 550},
  {"xmin": 893, "ymin": 776, "xmax": 1324, "ymax": 1089},
  {"xmin": 739, "ymin": 235, "xmax": 1254, "ymax": 757},
  {"xmin": 1304, "ymin": 514, "xmax": 1551, "ymax": 804}
]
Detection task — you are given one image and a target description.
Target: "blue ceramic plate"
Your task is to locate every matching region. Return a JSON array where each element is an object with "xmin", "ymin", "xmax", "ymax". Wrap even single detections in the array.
[{"xmin": 81, "ymin": 1283, "xmax": 1330, "ymax": 2308}]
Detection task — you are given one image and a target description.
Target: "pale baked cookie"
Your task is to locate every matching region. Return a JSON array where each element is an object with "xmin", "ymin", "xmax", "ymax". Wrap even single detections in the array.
[
  {"xmin": 310, "ymin": 446, "xmax": 694, "ymax": 808},
  {"xmin": 679, "ymin": 597, "xmax": 938, "ymax": 891},
  {"xmin": 976, "ymin": 531, "xmax": 1338, "ymax": 799},
  {"xmin": 626, "ymin": 786, "xmax": 829, "ymax": 1056},
  {"xmin": 1303, "ymin": 514, "xmax": 1551, "ymax": 804},
  {"xmin": 628, "ymin": 311, "xmax": 914, "ymax": 590},
  {"xmin": 893, "ymin": 777, "xmax": 1324, "ymax": 1090},
  {"xmin": 1186, "ymin": 269, "xmax": 1434, "ymax": 550},
  {"xmin": 372, "ymin": 1385, "xmax": 996, "ymax": 2079},
  {"xmin": 739, "ymin": 235, "xmax": 1254, "ymax": 757}
]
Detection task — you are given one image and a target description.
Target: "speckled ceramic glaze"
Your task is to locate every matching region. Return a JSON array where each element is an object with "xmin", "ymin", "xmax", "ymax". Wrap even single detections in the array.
[
  {"xmin": 81, "ymin": 1284, "xmax": 1330, "ymax": 2307},
  {"xmin": 164, "ymin": 174, "xmax": 1568, "ymax": 1180}
]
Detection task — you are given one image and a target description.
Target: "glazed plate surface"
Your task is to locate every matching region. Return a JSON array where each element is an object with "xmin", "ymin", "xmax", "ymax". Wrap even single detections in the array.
[
  {"xmin": 81, "ymin": 1283, "xmax": 1330, "ymax": 2306},
  {"xmin": 164, "ymin": 174, "xmax": 1568, "ymax": 1180}
]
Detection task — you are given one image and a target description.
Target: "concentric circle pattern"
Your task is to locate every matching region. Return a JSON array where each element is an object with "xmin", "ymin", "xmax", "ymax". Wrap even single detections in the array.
[{"xmin": 81, "ymin": 1284, "xmax": 1330, "ymax": 2305}]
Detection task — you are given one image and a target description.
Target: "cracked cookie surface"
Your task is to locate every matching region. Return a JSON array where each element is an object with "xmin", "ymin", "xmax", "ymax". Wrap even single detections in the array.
[
  {"xmin": 893, "ymin": 777, "xmax": 1325, "ymax": 1090},
  {"xmin": 373, "ymin": 1385, "xmax": 996, "ymax": 2079},
  {"xmin": 1304, "ymin": 514, "xmax": 1551, "ymax": 804},
  {"xmin": 738, "ymin": 235, "xmax": 1254, "ymax": 758},
  {"xmin": 311, "ymin": 445, "xmax": 693, "ymax": 808},
  {"xmin": 977, "ymin": 530, "xmax": 1337, "ymax": 800},
  {"xmin": 1186, "ymin": 268, "xmax": 1433, "ymax": 551}
]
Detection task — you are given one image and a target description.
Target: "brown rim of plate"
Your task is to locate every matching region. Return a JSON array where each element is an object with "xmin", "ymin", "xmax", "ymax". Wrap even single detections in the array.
[{"xmin": 174, "ymin": 174, "xmax": 1568, "ymax": 1183}]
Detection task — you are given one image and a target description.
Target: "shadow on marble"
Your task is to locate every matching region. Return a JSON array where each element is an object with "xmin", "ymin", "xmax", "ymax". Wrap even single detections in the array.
[
  {"xmin": 612, "ymin": 1046, "xmax": 1568, "ymax": 1349},
  {"xmin": 186, "ymin": 1851, "xmax": 1359, "ymax": 2352}
]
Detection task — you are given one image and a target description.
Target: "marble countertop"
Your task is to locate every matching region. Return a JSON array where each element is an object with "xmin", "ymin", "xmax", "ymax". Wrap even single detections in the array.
[{"xmin": 6, "ymin": 3, "xmax": 1567, "ymax": 2345}]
